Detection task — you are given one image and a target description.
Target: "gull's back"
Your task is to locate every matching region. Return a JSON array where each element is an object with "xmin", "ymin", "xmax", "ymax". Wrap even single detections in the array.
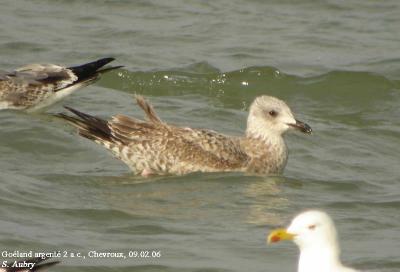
[{"xmin": 59, "ymin": 96, "xmax": 249, "ymax": 175}]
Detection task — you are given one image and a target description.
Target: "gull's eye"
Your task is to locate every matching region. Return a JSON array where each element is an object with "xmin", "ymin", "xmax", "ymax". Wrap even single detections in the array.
[
  {"xmin": 269, "ymin": 110, "xmax": 278, "ymax": 117},
  {"xmin": 308, "ymin": 224, "xmax": 316, "ymax": 230}
]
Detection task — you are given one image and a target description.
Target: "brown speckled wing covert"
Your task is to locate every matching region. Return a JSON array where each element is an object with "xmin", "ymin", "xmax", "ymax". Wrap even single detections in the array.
[{"xmin": 59, "ymin": 96, "xmax": 250, "ymax": 175}]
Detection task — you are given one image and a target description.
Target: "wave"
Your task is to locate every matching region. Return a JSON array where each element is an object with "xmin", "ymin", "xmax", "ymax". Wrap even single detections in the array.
[{"xmin": 100, "ymin": 62, "xmax": 400, "ymax": 110}]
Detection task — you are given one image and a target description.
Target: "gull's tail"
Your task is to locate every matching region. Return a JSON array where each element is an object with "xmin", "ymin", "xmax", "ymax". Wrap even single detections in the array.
[{"xmin": 57, "ymin": 106, "xmax": 115, "ymax": 144}]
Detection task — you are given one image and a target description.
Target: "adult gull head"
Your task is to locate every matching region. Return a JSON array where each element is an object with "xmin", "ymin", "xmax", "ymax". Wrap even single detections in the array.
[{"xmin": 268, "ymin": 210, "xmax": 358, "ymax": 272}]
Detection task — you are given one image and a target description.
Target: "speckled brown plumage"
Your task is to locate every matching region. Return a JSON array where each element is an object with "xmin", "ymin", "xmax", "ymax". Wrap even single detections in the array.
[
  {"xmin": 0, "ymin": 58, "xmax": 121, "ymax": 111},
  {"xmin": 58, "ymin": 95, "xmax": 312, "ymax": 176}
]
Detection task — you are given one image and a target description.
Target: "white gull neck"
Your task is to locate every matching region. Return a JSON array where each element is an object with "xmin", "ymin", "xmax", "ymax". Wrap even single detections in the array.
[
  {"xmin": 298, "ymin": 246, "xmax": 342, "ymax": 272},
  {"xmin": 297, "ymin": 237, "xmax": 356, "ymax": 272}
]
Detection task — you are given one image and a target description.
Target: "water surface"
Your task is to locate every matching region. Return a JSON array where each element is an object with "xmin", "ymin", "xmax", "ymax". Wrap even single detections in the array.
[{"xmin": 1, "ymin": 1, "xmax": 400, "ymax": 271}]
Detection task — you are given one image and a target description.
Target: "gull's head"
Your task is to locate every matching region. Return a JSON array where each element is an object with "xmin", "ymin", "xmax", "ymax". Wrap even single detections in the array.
[
  {"xmin": 268, "ymin": 210, "xmax": 339, "ymax": 252},
  {"xmin": 267, "ymin": 210, "xmax": 356, "ymax": 272},
  {"xmin": 246, "ymin": 96, "xmax": 312, "ymax": 139}
]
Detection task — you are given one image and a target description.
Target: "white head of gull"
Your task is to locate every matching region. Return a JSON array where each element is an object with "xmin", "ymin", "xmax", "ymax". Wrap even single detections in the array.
[
  {"xmin": 246, "ymin": 95, "xmax": 311, "ymax": 140},
  {"xmin": 268, "ymin": 210, "xmax": 358, "ymax": 272}
]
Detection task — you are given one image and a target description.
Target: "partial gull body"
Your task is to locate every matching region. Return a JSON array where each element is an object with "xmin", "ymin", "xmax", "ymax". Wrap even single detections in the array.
[
  {"xmin": 58, "ymin": 95, "xmax": 311, "ymax": 176},
  {"xmin": 0, "ymin": 58, "xmax": 122, "ymax": 111},
  {"xmin": 268, "ymin": 210, "xmax": 358, "ymax": 272},
  {"xmin": 0, "ymin": 257, "xmax": 60, "ymax": 272}
]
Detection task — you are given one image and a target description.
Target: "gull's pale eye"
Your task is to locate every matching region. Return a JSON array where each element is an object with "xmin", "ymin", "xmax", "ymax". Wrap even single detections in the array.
[
  {"xmin": 308, "ymin": 224, "xmax": 316, "ymax": 230},
  {"xmin": 269, "ymin": 110, "xmax": 278, "ymax": 117}
]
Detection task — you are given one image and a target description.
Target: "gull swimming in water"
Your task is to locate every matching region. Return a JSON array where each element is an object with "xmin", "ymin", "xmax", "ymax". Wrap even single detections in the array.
[
  {"xmin": 0, "ymin": 257, "xmax": 60, "ymax": 272},
  {"xmin": 58, "ymin": 95, "xmax": 312, "ymax": 176},
  {"xmin": 0, "ymin": 58, "xmax": 122, "ymax": 111},
  {"xmin": 268, "ymin": 210, "xmax": 358, "ymax": 272}
]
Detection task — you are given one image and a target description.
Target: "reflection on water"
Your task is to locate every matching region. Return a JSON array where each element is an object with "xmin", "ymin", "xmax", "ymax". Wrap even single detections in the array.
[
  {"xmin": 243, "ymin": 177, "xmax": 289, "ymax": 226},
  {"xmin": 99, "ymin": 173, "xmax": 291, "ymax": 227}
]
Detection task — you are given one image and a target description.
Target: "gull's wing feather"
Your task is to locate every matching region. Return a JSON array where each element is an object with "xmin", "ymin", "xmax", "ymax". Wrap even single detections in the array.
[{"xmin": 58, "ymin": 97, "xmax": 249, "ymax": 174}]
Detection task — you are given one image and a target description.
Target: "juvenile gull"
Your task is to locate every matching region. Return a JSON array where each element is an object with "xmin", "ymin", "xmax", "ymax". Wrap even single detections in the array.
[
  {"xmin": 0, "ymin": 58, "xmax": 122, "ymax": 111},
  {"xmin": 0, "ymin": 257, "xmax": 60, "ymax": 272},
  {"xmin": 58, "ymin": 95, "xmax": 311, "ymax": 176},
  {"xmin": 268, "ymin": 210, "xmax": 358, "ymax": 272}
]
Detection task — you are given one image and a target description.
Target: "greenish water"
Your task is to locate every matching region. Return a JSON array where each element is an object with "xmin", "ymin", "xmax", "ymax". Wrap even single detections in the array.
[{"xmin": 1, "ymin": 0, "xmax": 400, "ymax": 271}]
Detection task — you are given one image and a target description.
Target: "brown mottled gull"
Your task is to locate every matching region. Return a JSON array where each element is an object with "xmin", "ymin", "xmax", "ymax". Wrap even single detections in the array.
[
  {"xmin": 58, "ymin": 95, "xmax": 312, "ymax": 176},
  {"xmin": 0, "ymin": 58, "xmax": 122, "ymax": 111}
]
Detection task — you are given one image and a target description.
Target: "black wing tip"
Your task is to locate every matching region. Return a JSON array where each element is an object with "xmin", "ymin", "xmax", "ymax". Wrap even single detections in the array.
[
  {"xmin": 97, "ymin": 65, "xmax": 124, "ymax": 74},
  {"xmin": 99, "ymin": 57, "xmax": 115, "ymax": 61},
  {"xmin": 61, "ymin": 106, "xmax": 105, "ymax": 125},
  {"xmin": 63, "ymin": 105, "xmax": 75, "ymax": 111},
  {"xmin": 67, "ymin": 57, "xmax": 119, "ymax": 81},
  {"xmin": 54, "ymin": 111, "xmax": 76, "ymax": 123},
  {"xmin": 94, "ymin": 57, "xmax": 115, "ymax": 66},
  {"xmin": 57, "ymin": 106, "xmax": 113, "ymax": 143},
  {"xmin": 62, "ymin": 106, "xmax": 90, "ymax": 119},
  {"xmin": 62, "ymin": 105, "xmax": 78, "ymax": 115},
  {"xmin": 68, "ymin": 57, "xmax": 116, "ymax": 70},
  {"xmin": 53, "ymin": 106, "xmax": 87, "ymax": 123}
]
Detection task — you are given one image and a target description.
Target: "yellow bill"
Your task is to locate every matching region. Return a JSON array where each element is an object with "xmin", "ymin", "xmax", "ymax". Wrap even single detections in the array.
[{"xmin": 267, "ymin": 228, "xmax": 295, "ymax": 244}]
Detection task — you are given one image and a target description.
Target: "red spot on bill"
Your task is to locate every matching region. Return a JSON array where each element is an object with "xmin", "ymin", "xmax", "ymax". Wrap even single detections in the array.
[{"xmin": 270, "ymin": 235, "xmax": 281, "ymax": 243}]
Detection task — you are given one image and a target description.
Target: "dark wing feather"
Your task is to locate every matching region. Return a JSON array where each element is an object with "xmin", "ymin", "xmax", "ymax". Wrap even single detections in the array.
[
  {"xmin": 57, "ymin": 106, "xmax": 120, "ymax": 144},
  {"xmin": 66, "ymin": 57, "xmax": 122, "ymax": 87}
]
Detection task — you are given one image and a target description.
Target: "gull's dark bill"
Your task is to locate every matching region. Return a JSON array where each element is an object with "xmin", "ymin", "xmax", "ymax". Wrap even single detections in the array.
[{"xmin": 289, "ymin": 119, "xmax": 312, "ymax": 134}]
